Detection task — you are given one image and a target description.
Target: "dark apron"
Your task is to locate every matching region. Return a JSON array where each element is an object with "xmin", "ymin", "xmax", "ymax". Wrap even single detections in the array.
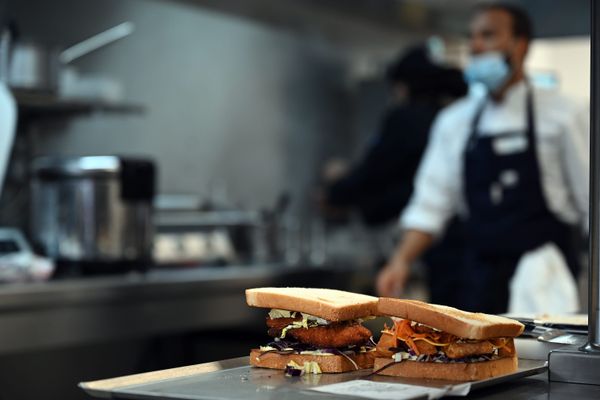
[{"xmin": 459, "ymin": 87, "xmax": 580, "ymax": 314}]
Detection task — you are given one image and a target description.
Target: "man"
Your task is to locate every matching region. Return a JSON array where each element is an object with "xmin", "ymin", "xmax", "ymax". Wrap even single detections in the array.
[{"xmin": 376, "ymin": 3, "xmax": 588, "ymax": 314}]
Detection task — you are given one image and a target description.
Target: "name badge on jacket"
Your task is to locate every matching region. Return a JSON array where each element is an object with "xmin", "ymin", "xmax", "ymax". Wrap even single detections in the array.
[{"xmin": 492, "ymin": 135, "xmax": 528, "ymax": 155}]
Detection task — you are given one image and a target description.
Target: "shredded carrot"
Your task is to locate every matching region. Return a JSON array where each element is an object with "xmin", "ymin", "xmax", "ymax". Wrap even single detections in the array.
[
  {"xmin": 391, "ymin": 319, "xmax": 456, "ymax": 354},
  {"xmin": 385, "ymin": 319, "xmax": 512, "ymax": 358}
]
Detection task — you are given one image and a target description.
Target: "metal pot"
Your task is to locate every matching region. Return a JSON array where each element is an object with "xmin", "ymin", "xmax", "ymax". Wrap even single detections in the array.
[
  {"xmin": 8, "ymin": 22, "xmax": 134, "ymax": 92},
  {"xmin": 30, "ymin": 156, "xmax": 156, "ymax": 269},
  {"xmin": 8, "ymin": 41, "xmax": 60, "ymax": 91}
]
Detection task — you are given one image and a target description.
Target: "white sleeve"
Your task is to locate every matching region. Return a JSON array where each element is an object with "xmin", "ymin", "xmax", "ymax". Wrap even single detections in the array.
[
  {"xmin": 400, "ymin": 111, "xmax": 463, "ymax": 236},
  {"xmin": 0, "ymin": 84, "xmax": 16, "ymax": 193},
  {"xmin": 561, "ymin": 103, "xmax": 589, "ymax": 232}
]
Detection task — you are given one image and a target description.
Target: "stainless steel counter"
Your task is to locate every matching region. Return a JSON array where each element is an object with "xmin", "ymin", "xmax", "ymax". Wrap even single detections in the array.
[
  {"xmin": 0, "ymin": 264, "xmax": 372, "ymax": 355},
  {"xmin": 80, "ymin": 356, "xmax": 600, "ymax": 400}
]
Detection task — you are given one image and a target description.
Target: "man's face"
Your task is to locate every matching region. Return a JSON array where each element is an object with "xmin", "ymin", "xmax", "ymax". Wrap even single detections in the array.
[{"xmin": 468, "ymin": 9, "xmax": 527, "ymax": 68}]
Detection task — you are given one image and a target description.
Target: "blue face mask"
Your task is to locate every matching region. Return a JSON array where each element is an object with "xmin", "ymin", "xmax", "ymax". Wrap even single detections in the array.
[{"xmin": 463, "ymin": 52, "xmax": 512, "ymax": 93}]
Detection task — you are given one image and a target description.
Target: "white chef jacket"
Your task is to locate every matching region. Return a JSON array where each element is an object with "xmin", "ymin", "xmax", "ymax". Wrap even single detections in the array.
[{"xmin": 400, "ymin": 80, "xmax": 589, "ymax": 236}]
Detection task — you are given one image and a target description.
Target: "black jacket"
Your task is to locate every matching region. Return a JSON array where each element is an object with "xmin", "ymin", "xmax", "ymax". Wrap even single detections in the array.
[{"xmin": 327, "ymin": 102, "xmax": 439, "ymax": 226}]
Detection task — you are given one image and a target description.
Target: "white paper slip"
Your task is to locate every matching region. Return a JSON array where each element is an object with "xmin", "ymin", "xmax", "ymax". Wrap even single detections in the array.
[{"xmin": 309, "ymin": 380, "xmax": 471, "ymax": 400}]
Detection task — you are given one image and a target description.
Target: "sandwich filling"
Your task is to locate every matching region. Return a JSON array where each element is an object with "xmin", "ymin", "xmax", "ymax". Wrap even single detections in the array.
[
  {"xmin": 266, "ymin": 309, "xmax": 373, "ymax": 348},
  {"xmin": 377, "ymin": 318, "xmax": 515, "ymax": 365},
  {"xmin": 257, "ymin": 308, "xmax": 376, "ymax": 370}
]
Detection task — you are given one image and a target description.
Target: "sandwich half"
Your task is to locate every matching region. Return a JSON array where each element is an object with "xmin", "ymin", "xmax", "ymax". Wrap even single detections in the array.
[
  {"xmin": 374, "ymin": 298, "xmax": 525, "ymax": 381},
  {"xmin": 246, "ymin": 287, "xmax": 379, "ymax": 374}
]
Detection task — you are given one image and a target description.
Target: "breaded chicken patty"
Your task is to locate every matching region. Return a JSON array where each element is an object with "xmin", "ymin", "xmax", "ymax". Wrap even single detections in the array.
[
  {"xmin": 445, "ymin": 341, "xmax": 495, "ymax": 359},
  {"xmin": 266, "ymin": 317, "xmax": 372, "ymax": 348}
]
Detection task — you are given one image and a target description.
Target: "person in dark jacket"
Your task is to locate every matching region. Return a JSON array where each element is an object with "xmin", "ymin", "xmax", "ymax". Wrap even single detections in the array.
[
  {"xmin": 321, "ymin": 46, "xmax": 469, "ymax": 306},
  {"xmin": 323, "ymin": 46, "xmax": 467, "ymax": 226}
]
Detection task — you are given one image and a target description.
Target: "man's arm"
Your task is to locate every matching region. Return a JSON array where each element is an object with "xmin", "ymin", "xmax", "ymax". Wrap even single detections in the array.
[
  {"xmin": 375, "ymin": 106, "xmax": 465, "ymax": 296},
  {"xmin": 376, "ymin": 230, "xmax": 434, "ymax": 297}
]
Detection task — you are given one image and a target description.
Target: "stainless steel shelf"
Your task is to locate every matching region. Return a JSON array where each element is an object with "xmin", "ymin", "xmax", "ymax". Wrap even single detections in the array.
[{"xmin": 13, "ymin": 89, "xmax": 145, "ymax": 117}]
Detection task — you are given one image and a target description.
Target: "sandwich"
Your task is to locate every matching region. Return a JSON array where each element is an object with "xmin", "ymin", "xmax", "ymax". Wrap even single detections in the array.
[
  {"xmin": 374, "ymin": 298, "xmax": 525, "ymax": 381},
  {"xmin": 246, "ymin": 287, "xmax": 379, "ymax": 374}
]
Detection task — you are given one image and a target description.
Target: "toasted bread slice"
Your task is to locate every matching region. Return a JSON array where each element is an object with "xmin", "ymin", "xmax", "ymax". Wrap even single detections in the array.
[
  {"xmin": 373, "ymin": 356, "xmax": 518, "ymax": 381},
  {"xmin": 250, "ymin": 349, "xmax": 374, "ymax": 373},
  {"xmin": 377, "ymin": 298, "xmax": 524, "ymax": 339},
  {"xmin": 246, "ymin": 287, "xmax": 378, "ymax": 321}
]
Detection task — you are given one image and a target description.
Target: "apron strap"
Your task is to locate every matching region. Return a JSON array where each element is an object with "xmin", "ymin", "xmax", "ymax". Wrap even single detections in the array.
[
  {"xmin": 466, "ymin": 97, "xmax": 488, "ymax": 151},
  {"xmin": 524, "ymin": 85, "xmax": 536, "ymax": 152},
  {"xmin": 466, "ymin": 84, "xmax": 536, "ymax": 152}
]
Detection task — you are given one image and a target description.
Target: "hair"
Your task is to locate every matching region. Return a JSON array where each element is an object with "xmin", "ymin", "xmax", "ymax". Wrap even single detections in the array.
[
  {"xmin": 385, "ymin": 46, "xmax": 468, "ymax": 103},
  {"xmin": 475, "ymin": 2, "xmax": 533, "ymax": 41}
]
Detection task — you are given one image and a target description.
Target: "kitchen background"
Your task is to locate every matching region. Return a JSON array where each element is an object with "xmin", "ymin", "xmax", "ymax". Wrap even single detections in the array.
[
  {"xmin": 3, "ymin": 0, "xmax": 591, "ymax": 221},
  {"xmin": 0, "ymin": 0, "xmax": 592, "ymax": 399}
]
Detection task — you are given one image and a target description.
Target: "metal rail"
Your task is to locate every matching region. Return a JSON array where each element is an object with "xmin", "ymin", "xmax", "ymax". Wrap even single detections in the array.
[{"xmin": 588, "ymin": 0, "xmax": 600, "ymax": 350}]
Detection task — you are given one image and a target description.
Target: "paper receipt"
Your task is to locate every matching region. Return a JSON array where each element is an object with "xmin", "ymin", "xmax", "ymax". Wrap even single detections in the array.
[{"xmin": 309, "ymin": 379, "xmax": 471, "ymax": 400}]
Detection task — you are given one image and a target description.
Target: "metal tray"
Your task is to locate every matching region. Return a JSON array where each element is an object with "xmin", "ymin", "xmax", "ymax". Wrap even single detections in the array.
[{"xmin": 80, "ymin": 356, "xmax": 548, "ymax": 400}]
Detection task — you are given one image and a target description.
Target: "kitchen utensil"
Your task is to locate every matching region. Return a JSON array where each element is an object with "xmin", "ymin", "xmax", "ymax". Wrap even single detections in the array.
[
  {"xmin": 8, "ymin": 41, "xmax": 59, "ymax": 91},
  {"xmin": 154, "ymin": 210, "xmax": 262, "ymax": 266},
  {"xmin": 59, "ymin": 22, "xmax": 134, "ymax": 64},
  {"xmin": 30, "ymin": 156, "xmax": 155, "ymax": 275},
  {"xmin": 8, "ymin": 22, "xmax": 134, "ymax": 93},
  {"xmin": 519, "ymin": 319, "xmax": 586, "ymax": 346},
  {"xmin": 0, "ymin": 20, "xmax": 14, "ymax": 83},
  {"xmin": 0, "ymin": 228, "xmax": 53, "ymax": 282},
  {"xmin": 514, "ymin": 316, "xmax": 588, "ymax": 335}
]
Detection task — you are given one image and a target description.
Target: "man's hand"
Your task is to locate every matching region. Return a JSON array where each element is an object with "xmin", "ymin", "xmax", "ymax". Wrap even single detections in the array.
[
  {"xmin": 376, "ymin": 257, "xmax": 411, "ymax": 297},
  {"xmin": 375, "ymin": 229, "xmax": 434, "ymax": 297}
]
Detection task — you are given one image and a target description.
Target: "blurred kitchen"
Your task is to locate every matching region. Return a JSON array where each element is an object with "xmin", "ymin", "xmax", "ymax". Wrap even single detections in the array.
[{"xmin": 0, "ymin": 0, "xmax": 591, "ymax": 399}]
